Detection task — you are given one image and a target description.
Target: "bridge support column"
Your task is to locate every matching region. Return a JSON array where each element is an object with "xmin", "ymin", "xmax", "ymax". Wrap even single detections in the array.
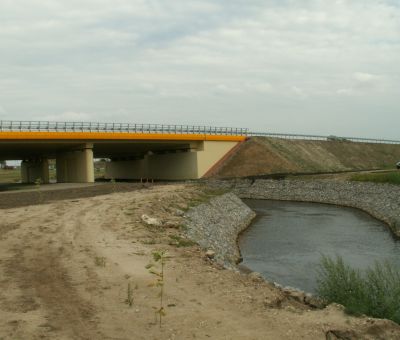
[
  {"xmin": 21, "ymin": 159, "xmax": 50, "ymax": 184},
  {"xmin": 56, "ymin": 144, "xmax": 94, "ymax": 183}
]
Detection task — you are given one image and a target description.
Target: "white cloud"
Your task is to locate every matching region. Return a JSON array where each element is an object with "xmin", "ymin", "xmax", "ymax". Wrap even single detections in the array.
[
  {"xmin": 41, "ymin": 111, "xmax": 94, "ymax": 122},
  {"xmin": 337, "ymin": 88, "xmax": 356, "ymax": 96},
  {"xmin": 0, "ymin": 0, "xmax": 399, "ymax": 138},
  {"xmin": 353, "ymin": 73, "xmax": 377, "ymax": 83},
  {"xmin": 0, "ymin": 104, "xmax": 7, "ymax": 117},
  {"xmin": 337, "ymin": 72, "xmax": 385, "ymax": 96}
]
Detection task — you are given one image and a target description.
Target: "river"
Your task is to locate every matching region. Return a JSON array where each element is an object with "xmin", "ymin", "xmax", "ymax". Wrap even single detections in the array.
[{"xmin": 239, "ymin": 200, "xmax": 400, "ymax": 293}]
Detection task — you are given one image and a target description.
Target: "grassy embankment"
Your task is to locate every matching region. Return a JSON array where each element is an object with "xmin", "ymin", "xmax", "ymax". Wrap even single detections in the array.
[
  {"xmin": 350, "ymin": 171, "xmax": 400, "ymax": 185},
  {"xmin": 317, "ymin": 256, "xmax": 400, "ymax": 324},
  {"xmin": 213, "ymin": 137, "xmax": 400, "ymax": 178}
]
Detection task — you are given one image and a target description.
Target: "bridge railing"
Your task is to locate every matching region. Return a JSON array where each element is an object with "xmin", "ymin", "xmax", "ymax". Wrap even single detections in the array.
[
  {"xmin": 248, "ymin": 131, "xmax": 400, "ymax": 145},
  {"xmin": 0, "ymin": 120, "xmax": 249, "ymax": 136},
  {"xmin": 1, "ymin": 120, "xmax": 399, "ymax": 144}
]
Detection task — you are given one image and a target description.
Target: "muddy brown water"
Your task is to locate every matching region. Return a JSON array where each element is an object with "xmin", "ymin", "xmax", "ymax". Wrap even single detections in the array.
[{"xmin": 239, "ymin": 200, "xmax": 400, "ymax": 293}]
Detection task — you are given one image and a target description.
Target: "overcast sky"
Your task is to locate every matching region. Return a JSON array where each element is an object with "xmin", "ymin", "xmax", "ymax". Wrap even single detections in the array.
[{"xmin": 0, "ymin": 0, "xmax": 399, "ymax": 139}]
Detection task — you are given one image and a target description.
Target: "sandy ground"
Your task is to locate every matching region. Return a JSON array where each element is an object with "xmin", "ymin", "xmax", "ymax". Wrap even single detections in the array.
[{"xmin": 1, "ymin": 184, "xmax": 399, "ymax": 340}]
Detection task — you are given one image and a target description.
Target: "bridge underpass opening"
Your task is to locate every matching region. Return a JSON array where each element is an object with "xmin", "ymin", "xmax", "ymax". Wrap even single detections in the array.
[
  {"xmin": 103, "ymin": 140, "xmax": 240, "ymax": 180},
  {"xmin": 0, "ymin": 128, "xmax": 246, "ymax": 183}
]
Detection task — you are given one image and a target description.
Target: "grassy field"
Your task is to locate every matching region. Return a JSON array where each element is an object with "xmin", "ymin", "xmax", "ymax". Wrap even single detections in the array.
[
  {"xmin": 350, "ymin": 171, "xmax": 400, "ymax": 185},
  {"xmin": 0, "ymin": 167, "xmax": 105, "ymax": 191},
  {"xmin": 0, "ymin": 169, "xmax": 21, "ymax": 183},
  {"xmin": 0, "ymin": 169, "xmax": 58, "ymax": 184}
]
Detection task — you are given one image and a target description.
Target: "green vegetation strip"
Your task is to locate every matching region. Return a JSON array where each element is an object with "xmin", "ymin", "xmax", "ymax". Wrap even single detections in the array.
[
  {"xmin": 350, "ymin": 171, "xmax": 400, "ymax": 185},
  {"xmin": 317, "ymin": 255, "xmax": 400, "ymax": 324}
]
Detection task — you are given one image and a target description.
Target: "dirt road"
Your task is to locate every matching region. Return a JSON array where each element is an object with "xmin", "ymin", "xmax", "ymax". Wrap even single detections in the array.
[
  {"xmin": 0, "ymin": 184, "xmax": 399, "ymax": 339},
  {"xmin": 0, "ymin": 182, "xmax": 147, "ymax": 209}
]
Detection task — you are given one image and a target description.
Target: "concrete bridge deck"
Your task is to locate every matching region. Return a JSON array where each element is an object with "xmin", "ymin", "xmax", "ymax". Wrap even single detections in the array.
[{"xmin": 0, "ymin": 121, "xmax": 247, "ymax": 183}]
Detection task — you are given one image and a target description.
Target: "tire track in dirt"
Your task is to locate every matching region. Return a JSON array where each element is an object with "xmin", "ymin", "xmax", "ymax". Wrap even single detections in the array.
[
  {"xmin": 5, "ymin": 248, "xmax": 99, "ymax": 339},
  {"xmin": 2, "ymin": 201, "xmax": 103, "ymax": 339}
]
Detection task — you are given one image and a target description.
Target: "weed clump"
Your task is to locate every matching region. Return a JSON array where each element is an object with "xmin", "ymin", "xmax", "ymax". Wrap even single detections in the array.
[
  {"xmin": 35, "ymin": 178, "xmax": 43, "ymax": 203},
  {"xmin": 126, "ymin": 282, "xmax": 134, "ymax": 307},
  {"xmin": 94, "ymin": 256, "xmax": 106, "ymax": 267},
  {"xmin": 317, "ymin": 255, "xmax": 400, "ymax": 324},
  {"xmin": 110, "ymin": 178, "xmax": 116, "ymax": 192},
  {"xmin": 146, "ymin": 250, "xmax": 168, "ymax": 327}
]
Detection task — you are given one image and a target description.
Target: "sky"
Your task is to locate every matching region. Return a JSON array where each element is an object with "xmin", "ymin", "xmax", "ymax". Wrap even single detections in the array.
[{"xmin": 0, "ymin": 0, "xmax": 399, "ymax": 139}]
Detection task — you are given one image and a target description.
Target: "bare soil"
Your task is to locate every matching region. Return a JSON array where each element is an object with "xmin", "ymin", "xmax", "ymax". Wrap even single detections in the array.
[
  {"xmin": 1, "ymin": 184, "xmax": 399, "ymax": 339},
  {"xmin": 0, "ymin": 182, "xmax": 150, "ymax": 209}
]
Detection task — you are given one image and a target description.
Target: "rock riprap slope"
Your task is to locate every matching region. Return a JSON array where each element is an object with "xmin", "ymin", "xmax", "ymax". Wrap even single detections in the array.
[{"xmin": 184, "ymin": 192, "xmax": 256, "ymax": 268}]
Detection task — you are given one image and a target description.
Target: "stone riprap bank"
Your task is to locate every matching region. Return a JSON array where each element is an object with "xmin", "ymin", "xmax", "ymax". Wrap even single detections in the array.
[
  {"xmin": 184, "ymin": 192, "xmax": 256, "ymax": 268},
  {"xmin": 209, "ymin": 179, "xmax": 400, "ymax": 237}
]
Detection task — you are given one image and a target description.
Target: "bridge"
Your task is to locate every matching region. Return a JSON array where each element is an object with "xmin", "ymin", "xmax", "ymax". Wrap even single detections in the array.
[{"xmin": 0, "ymin": 121, "xmax": 247, "ymax": 183}]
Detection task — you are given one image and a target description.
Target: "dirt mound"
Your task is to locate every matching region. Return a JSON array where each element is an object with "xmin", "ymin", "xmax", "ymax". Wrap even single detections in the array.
[{"xmin": 211, "ymin": 137, "xmax": 400, "ymax": 178}]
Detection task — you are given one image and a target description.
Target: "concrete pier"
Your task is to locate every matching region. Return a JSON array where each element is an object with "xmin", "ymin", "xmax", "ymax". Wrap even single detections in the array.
[
  {"xmin": 21, "ymin": 159, "xmax": 50, "ymax": 184},
  {"xmin": 56, "ymin": 144, "xmax": 94, "ymax": 183}
]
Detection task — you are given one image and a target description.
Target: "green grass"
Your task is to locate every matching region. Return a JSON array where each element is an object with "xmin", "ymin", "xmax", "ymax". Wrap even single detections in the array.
[
  {"xmin": 350, "ymin": 171, "xmax": 400, "ymax": 185},
  {"xmin": 0, "ymin": 169, "xmax": 21, "ymax": 183},
  {"xmin": 0, "ymin": 168, "xmax": 57, "ymax": 187},
  {"xmin": 316, "ymin": 255, "xmax": 400, "ymax": 324}
]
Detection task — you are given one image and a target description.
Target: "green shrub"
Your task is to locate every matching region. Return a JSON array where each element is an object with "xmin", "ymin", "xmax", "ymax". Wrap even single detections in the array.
[
  {"xmin": 316, "ymin": 255, "xmax": 400, "ymax": 324},
  {"xmin": 364, "ymin": 261, "xmax": 400, "ymax": 322}
]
